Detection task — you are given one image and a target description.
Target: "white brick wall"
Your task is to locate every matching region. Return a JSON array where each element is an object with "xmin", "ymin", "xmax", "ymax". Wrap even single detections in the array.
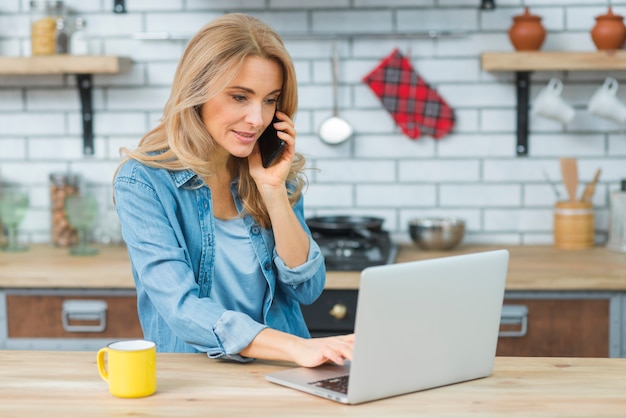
[{"xmin": 1, "ymin": 0, "xmax": 625, "ymax": 247}]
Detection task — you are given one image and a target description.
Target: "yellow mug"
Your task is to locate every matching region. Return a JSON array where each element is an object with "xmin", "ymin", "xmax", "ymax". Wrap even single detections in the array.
[{"xmin": 97, "ymin": 339, "xmax": 156, "ymax": 398}]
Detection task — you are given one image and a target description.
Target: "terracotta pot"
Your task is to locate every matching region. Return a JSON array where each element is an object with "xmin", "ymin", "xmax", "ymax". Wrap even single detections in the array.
[
  {"xmin": 508, "ymin": 7, "xmax": 547, "ymax": 51},
  {"xmin": 591, "ymin": 7, "xmax": 626, "ymax": 51}
]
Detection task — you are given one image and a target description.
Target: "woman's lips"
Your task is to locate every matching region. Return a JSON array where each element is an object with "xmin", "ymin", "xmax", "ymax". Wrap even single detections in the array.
[{"xmin": 233, "ymin": 130, "xmax": 257, "ymax": 145}]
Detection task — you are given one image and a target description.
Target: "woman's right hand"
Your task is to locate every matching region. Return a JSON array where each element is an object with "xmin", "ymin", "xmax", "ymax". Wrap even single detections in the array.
[
  {"xmin": 289, "ymin": 334, "xmax": 355, "ymax": 368},
  {"xmin": 240, "ymin": 329, "xmax": 354, "ymax": 367}
]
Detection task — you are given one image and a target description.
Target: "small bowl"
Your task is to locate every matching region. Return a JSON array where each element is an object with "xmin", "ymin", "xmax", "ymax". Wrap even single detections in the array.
[{"xmin": 408, "ymin": 218, "xmax": 465, "ymax": 250}]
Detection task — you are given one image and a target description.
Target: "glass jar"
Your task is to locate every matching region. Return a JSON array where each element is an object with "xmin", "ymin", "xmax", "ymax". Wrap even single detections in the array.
[
  {"xmin": 50, "ymin": 172, "xmax": 80, "ymax": 247},
  {"xmin": 30, "ymin": 1, "xmax": 64, "ymax": 56}
]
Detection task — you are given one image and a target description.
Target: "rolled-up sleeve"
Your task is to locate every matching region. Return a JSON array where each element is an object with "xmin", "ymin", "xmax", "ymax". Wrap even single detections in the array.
[{"xmin": 269, "ymin": 194, "xmax": 326, "ymax": 305}]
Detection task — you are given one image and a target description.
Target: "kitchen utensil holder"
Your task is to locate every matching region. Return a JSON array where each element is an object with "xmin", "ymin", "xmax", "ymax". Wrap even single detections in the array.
[{"xmin": 553, "ymin": 201, "xmax": 594, "ymax": 250}]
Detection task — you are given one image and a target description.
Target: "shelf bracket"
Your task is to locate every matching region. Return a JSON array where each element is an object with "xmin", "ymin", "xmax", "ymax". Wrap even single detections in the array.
[
  {"xmin": 76, "ymin": 74, "xmax": 94, "ymax": 155},
  {"xmin": 515, "ymin": 71, "xmax": 531, "ymax": 156}
]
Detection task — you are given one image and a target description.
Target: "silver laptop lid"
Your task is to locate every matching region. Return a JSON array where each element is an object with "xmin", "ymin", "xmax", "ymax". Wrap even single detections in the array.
[{"xmin": 346, "ymin": 250, "xmax": 509, "ymax": 404}]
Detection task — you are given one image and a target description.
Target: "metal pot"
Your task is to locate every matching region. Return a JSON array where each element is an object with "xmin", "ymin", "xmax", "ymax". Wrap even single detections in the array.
[{"xmin": 306, "ymin": 215, "xmax": 384, "ymax": 239}]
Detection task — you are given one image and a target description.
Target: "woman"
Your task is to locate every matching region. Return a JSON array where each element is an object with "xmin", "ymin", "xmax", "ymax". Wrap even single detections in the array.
[{"xmin": 113, "ymin": 14, "xmax": 353, "ymax": 367}]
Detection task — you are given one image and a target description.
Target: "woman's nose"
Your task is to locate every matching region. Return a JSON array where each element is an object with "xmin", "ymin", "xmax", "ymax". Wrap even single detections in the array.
[{"xmin": 244, "ymin": 105, "xmax": 264, "ymax": 128}]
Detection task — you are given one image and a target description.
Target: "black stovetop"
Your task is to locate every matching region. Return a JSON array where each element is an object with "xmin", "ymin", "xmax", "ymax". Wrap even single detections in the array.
[{"xmin": 312, "ymin": 230, "xmax": 398, "ymax": 271}]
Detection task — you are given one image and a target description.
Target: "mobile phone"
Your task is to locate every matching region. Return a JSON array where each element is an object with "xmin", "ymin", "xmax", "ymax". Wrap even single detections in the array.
[{"xmin": 259, "ymin": 116, "xmax": 286, "ymax": 168}]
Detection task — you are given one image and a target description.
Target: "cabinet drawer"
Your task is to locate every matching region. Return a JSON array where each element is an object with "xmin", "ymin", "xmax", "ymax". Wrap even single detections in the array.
[
  {"xmin": 497, "ymin": 298, "xmax": 610, "ymax": 357},
  {"xmin": 6, "ymin": 292, "xmax": 143, "ymax": 339},
  {"xmin": 301, "ymin": 290, "xmax": 357, "ymax": 336}
]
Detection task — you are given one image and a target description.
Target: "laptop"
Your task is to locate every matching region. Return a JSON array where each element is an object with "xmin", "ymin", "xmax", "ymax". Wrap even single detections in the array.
[{"xmin": 265, "ymin": 249, "xmax": 509, "ymax": 404}]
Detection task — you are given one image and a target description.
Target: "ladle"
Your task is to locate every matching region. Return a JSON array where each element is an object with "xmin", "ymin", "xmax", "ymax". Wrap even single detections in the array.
[{"xmin": 319, "ymin": 42, "xmax": 353, "ymax": 145}]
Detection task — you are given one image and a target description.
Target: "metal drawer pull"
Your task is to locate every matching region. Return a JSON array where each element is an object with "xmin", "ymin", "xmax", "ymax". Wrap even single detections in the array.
[
  {"xmin": 329, "ymin": 303, "xmax": 348, "ymax": 320},
  {"xmin": 62, "ymin": 300, "xmax": 108, "ymax": 333},
  {"xmin": 499, "ymin": 304, "xmax": 528, "ymax": 338},
  {"xmin": 498, "ymin": 305, "xmax": 528, "ymax": 337}
]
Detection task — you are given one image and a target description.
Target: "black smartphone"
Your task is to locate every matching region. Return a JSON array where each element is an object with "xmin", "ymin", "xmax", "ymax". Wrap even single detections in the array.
[{"xmin": 259, "ymin": 116, "xmax": 286, "ymax": 168}]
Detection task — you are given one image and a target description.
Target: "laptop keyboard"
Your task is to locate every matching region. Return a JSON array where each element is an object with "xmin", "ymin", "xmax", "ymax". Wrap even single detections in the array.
[{"xmin": 309, "ymin": 375, "xmax": 349, "ymax": 394}]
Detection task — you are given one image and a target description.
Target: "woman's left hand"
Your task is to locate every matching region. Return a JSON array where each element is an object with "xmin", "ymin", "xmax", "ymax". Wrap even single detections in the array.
[{"xmin": 249, "ymin": 111, "xmax": 295, "ymax": 190}]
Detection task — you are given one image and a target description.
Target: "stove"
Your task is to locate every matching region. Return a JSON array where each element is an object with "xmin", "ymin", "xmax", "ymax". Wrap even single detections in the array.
[{"xmin": 312, "ymin": 230, "xmax": 398, "ymax": 271}]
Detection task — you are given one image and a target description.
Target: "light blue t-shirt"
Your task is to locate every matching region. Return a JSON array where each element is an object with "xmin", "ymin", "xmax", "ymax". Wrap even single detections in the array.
[{"xmin": 212, "ymin": 217, "xmax": 266, "ymax": 323}]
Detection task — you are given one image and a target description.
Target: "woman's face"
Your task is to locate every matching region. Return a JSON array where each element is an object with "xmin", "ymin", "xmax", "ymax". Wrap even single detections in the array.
[{"xmin": 201, "ymin": 56, "xmax": 283, "ymax": 162}]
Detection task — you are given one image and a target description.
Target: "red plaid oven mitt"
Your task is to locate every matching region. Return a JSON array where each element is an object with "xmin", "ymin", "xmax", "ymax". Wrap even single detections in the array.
[{"xmin": 362, "ymin": 48, "xmax": 455, "ymax": 140}]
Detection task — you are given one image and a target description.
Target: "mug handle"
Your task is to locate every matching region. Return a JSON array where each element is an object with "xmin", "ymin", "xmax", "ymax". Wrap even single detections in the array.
[
  {"xmin": 96, "ymin": 348, "xmax": 109, "ymax": 382},
  {"xmin": 548, "ymin": 78, "xmax": 563, "ymax": 94},
  {"xmin": 604, "ymin": 77, "xmax": 618, "ymax": 94}
]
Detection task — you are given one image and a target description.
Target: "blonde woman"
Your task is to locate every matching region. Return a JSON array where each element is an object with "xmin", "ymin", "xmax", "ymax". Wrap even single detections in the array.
[{"xmin": 114, "ymin": 14, "xmax": 353, "ymax": 366}]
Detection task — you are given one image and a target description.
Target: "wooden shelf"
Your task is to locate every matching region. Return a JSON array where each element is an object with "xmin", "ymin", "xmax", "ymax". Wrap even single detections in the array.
[
  {"xmin": 481, "ymin": 51, "xmax": 626, "ymax": 72},
  {"xmin": 0, "ymin": 55, "xmax": 131, "ymax": 155},
  {"xmin": 481, "ymin": 51, "xmax": 626, "ymax": 157},
  {"xmin": 0, "ymin": 55, "xmax": 130, "ymax": 75}
]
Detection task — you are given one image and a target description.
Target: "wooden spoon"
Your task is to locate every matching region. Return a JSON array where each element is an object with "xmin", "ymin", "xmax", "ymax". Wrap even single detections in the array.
[
  {"xmin": 560, "ymin": 158, "xmax": 578, "ymax": 202},
  {"xmin": 580, "ymin": 168, "xmax": 601, "ymax": 202}
]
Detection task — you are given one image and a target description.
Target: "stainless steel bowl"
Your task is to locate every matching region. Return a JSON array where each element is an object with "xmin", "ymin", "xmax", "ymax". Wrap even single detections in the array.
[{"xmin": 408, "ymin": 218, "xmax": 465, "ymax": 250}]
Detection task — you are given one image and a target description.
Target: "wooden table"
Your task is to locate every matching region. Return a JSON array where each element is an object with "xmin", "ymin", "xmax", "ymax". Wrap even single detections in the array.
[{"xmin": 0, "ymin": 351, "xmax": 625, "ymax": 417}]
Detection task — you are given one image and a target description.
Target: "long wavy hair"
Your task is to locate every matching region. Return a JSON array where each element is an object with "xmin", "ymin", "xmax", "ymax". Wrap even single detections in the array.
[{"xmin": 117, "ymin": 13, "xmax": 305, "ymax": 229}]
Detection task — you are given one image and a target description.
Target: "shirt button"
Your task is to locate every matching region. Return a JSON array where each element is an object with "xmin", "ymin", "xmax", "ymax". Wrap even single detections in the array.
[
  {"xmin": 264, "ymin": 261, "xmax": 271, "ymax": 271},
  {"xmin": 251, "ymin": 226, "xmax": 260, "ymax": 235}
]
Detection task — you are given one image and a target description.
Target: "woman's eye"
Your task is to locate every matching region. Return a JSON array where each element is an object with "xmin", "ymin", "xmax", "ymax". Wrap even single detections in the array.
[
  {"xmin": 232, "ymin": 95, "xmax": 246, "ymax": 102},
  {"xmin": 265, "ymin": 97, "xmax": 278, "ymax": 105}
]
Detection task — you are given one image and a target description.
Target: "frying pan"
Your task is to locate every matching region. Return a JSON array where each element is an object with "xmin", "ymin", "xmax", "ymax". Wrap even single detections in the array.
[{"xmin": 306, "ymin": 215, "xmax": 384, "ymax": 238}]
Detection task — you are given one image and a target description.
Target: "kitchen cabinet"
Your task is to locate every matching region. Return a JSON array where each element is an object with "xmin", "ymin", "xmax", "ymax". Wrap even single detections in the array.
[
  {"xmin": 1, "ymin": 244, "xmax": 626, "ymax": 356},
  {"xmin": 480, "ymin": 51, "xmax": 626, "ymax": 156},
  {"xmin": 1, "ymin": 289, "xmax": 142, "ymax": 350},
  {"xmin": 0, "ymin": 245, "xmax": 139, "ymax": 350},
  {"xmin": 0, "ymin": 55, "xmax": 131, "ymax": 155},
  {"xmin": 498, "ymin": 296, "xmax": 611, "ymax": 357},
  {"xmin": 301, "ymin": 289, "xmax": 358, "ymax": 337}
]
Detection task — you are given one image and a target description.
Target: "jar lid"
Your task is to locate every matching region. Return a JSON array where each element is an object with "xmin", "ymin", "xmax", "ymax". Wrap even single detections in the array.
[
  {"xmin": 596, "ymin": 7, "xmax": 623, "ymax": 21},
  {"xmin": 49, "ymin": 172, "xmax": 81, "ymax": 187},
  {"xmin": 513, "ymin": 6, "xmax": 542, "ymax": 22},
  {"xmin": 29, "ymin": 1, "xmax": 64, "ymax": 13}
]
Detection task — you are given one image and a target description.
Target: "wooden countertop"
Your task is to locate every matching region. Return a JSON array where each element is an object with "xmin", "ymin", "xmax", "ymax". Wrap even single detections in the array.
[
  {"xmin": 0, "ymin": 351, "xmax": 625, "ymax": 417},
  {"xmin": 1, "ymin": 244, "xmax": 626, "ymax": 291},
  {"xmin": 327, "ymin": 244, "xmax": 626, "ymax": 291}
]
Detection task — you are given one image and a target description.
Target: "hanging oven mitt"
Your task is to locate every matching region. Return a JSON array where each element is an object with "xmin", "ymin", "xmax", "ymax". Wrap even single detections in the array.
[{"xmin": 362, "ymin": 48, "xmax": 455, "ymax": 140}]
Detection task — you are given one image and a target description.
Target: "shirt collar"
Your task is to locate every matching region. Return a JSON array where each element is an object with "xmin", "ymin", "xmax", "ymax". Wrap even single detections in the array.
[
  {"xmin": 170, "ymin": 169, "xmax": 199, "ymax": 188},
  {"xmin": 169, "ymin": 169, "xmax": 240, "ymax": 189}
]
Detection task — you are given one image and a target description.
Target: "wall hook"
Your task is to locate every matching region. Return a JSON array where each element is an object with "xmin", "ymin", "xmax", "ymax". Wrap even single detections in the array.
[
  {"xmin": 114, "ymin": 0, "xmax": 126, "ymax": 13},
  {"xmin": 480, "ymin": 0, "xmax": 496, "ymax": 10}
]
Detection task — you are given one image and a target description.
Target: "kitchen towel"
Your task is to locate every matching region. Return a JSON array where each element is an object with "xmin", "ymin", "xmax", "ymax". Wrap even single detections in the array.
[{"xmin": 362, "ymin": 48, "xmax": 455, "ymax": 139}]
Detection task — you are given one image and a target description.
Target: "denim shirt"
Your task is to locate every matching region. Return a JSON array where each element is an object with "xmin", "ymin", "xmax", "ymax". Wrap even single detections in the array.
[{"xmin": 113, "ymin": 158, "xmax": 325, "ymax": 360}]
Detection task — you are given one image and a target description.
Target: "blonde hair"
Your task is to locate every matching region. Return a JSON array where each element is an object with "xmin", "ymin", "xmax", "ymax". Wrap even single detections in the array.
[{"xmin": 117, "ymin": 13, "xmax": 305, "ymax": 228}]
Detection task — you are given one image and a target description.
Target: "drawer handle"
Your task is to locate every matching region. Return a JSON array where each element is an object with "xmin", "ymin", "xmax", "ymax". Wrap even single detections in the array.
[
  {"xmin": 62, "ymin": 300, "xmax": 108, "ymax": 333},
  {"xmin": 499, "ymin": 304, "xmax": 528, "ymax": 338},
  {"xmin": 329, "ymin": 303, "xmax": 348, "ymax": 320}
]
